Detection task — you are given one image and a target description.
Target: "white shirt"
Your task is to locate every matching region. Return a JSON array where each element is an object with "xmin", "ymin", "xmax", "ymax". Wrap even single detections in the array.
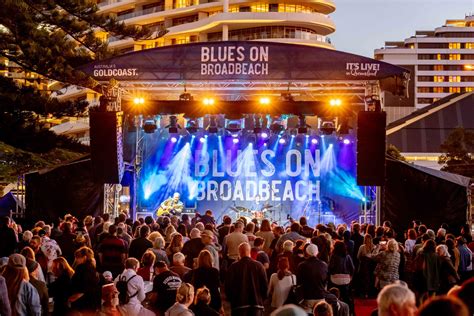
[
  {"xmin": 115, "ymin": 269, "xmax": 150, "ymax": 316},
  {"xmin": 268, "ymin": 273, "xmax": 296, "ymax": 308}
]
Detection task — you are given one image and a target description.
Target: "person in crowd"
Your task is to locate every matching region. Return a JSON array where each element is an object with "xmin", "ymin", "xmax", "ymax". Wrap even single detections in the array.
[
  {"xmin": 115, "ymin": 257, "xmax": 154, "ymax": 316},
  {"xmin": 20, "ymin": 247, "xmax": 46, "ymax": 283},
  {"xmin": 40, "ymin": 225, "xmax": 62, "ymax": 278},
  {"xmin": 357, "ymin": 233, "xmax": 377, "ymax": 297},
  {"xmin": 255, "ymin": 219, "xmax": 274, "ymax": 253},
  {"xmin": 55, "ymin": 222, "xmax": 77, "ymax": 264},
  {"xmin": 217, "ymin": 216, "xmax": 232, "ymax": 245},
  {"xmin": 164, "ymin": 225, "xmax": 177, "ymax": 244},
  {"xmin": 245, "ymin": 222, "xmax": 257, "ymax": 246},
  {"xmin": 460, "ymin": 224, "xmax": 472, "ymax": 243},
  {"xmin": 152, "ymin": 260, "xmax": 182, "ymax": 314},
  {"xmin": 49, "ymin": 257, "xmax": 74, "ymax": 316},
  {"xmin": 342, "ymin": 231, "xmax": 354, "ymax": 258},
  {"xmin": 251, "ymin": 237, "xmax": 270, "ymax": 270},
  {"xmin": 2, "ymin": 253, "xmax": 42, "ymax": 316},
  {"xmin": 100, "ymin": 283, "xmax": 121, "ymax": 316},
  {"xmin": 296, "ymin": 243, "xmax": 328, "ymax": 312},
  {"xmin": 455, "ymin": 277, "xmax": 474, "ymax": 314},
  {"xmin": 148, "ymin": 236, "xmax": 170, "ymax": 266},
  {"xmin": 165, "ymin": 282, "xmax": 195, "ymax": 316},
  {"xmin": 456, "ymin": 237, "xmax": 473, "ymax": 281},
  {"xmin": 313, "ymin": 301, "xmax": 333, "ymax": 316},
  {"xmin": 190, "ymin": 286, "xmax": 219, "ymax": 316},
  {"xmin": 0, "ymin": 217, "xmax": 17, "ymax": 258},
  {"xmin": 277, "ymin": 240, "xmax": 295, "ymax": 273},
  {"xmin": 185, "ymin": 249, "xmax": 221, "ymax": 311},
  {"xmin": 182, "ymin": 228, "xmax": 205, "ymax": 268},
  {"xmin": 23, "ymin": 253, "xmax": 49, "ymax": 316},
  {"xmin": 197, "ymin": 210, "xmax": 216, "ymax": 226},
  {"xmin": 328, "ymin": 240, "xmax": 355, "ymax": 313},
  {"xmin": 312, "ymin": 233, "xmax": 331, "ymax": 264},
  {"xmin": 275, "ymin": 222, "xmax": 305, "ymax": 253},
  {"xmin": 417, "ymin": 295, "xmax": 469, "ymax": 316},
  {"xmin": 0, "ymin": 274, "xmax": 11, "ymax": 316},
  {"xmin": 414, "ymin": 239, "xmax": 440, "ymax": 297},
  {"xmin": 98, "ymin": 224, "xmax": 127, "ymax": 277},
  {"xmin": 19, "ymin": 230, "xmax": 33, "ymax": 251},
  {"xmin": 436, "ymin": 244, "xmax": 459, "ymax": 294},
  {"xmin": 128, "ymin": 225, "xmax": 152, "ymax": 261},
  {"xmin": 375, "ymin": 283, "xmax": 417, "ymax": 316},
  {"xmin": 270, "ymin": 304, "xmax": 307, "ymax": 316},
  {"xmin": 166, "ymin": 233, "xmax": 184, "ymax": 263},
  {"xmin": 350, "ymin": 223, "xmax": 364, "ymax": 267},
  {"xmin": 225, "ymin": 242, "xmax": 268, "ymax": 316},
  {"xmin": 137, "ymin": 251, "xmax": 155, "ymax": 282},
  {"xmin": 69, "ymin": 246, "xmax": 101, "ymax": 312},
  {"xmin": 374, "ymin": 239, "xmax": 400, "ymax": 289},
  {"xmin": 201, "ymin": 230, "xmax": 220, "ymax": 270},
  {"xmin": 446, "ymin": 237, "xmax": 460, "ymax": 270},
  {"xmin": 298, "ymin": 217, "xmax": 313, "ymax": 238},
  {"xmin": 223, "ymin": 221, "xmax": 249, "ymax": 263},
  {"xmin": 28, "ymin": 236, "xmax": 48, "ymax": 275},
  {"xmin": 170, "ymin": 252, "xmax": 192, "ymax": 280},
  {"xmin": 404, "ymin": 229, "xmax": 417, "ymax": 255},
  {"xmin": 435, "ymin": 228, "xmax": 447, "ymax": 245},
  {"xmin": 268, "ymin": 257, "xmax": 295, "ymax": 310}
]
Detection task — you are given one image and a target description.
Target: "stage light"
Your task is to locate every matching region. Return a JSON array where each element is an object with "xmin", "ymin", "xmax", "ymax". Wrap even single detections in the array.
[
  {"xmin": 232, "ymin": 138, "xmax": 239, "ymax": 144},
  {"xmin": 279, "ymin": 138, "xmax": 286, "ymax": 144},
  {"xmin": 311, "ymin": 138, "xmax": 318, "ymax": 144},
  {"xmin": 259, "ymin": 97, "xmax": 271, "ymax": 105},
  {"xmin": 179, "ymin": 92, "xmax": 193, "ymax": 101},
  {"xmin": 320, "ymin": 120, "xmax": 336, "ymax": 135},
  {"xmin": 225, "ymin": 119, "xmax": 242, "ymax": 137},
  {"xmin": 171, "ymin": 136, "xmax": 178, "ymax": 143},
  {"xmin": 143, "ymin": 119, "xmax": 157, "ymax": 133},
  {"xmin": 185, "ymin": 119, "xmax": 199, "ymax": 134},
  {"xmin": 297, "ymin": 115, "xmax": 310, "ymax": 134},
  {"xmin": 464, "ymin": 65, "xmax": 474, "ymax": 70},
  {"xmin": 133, "ymin": 97, "xmax": 145, "ymax": 105},
  {"xmin": 343, "ymin": 138, "xmax": 351, "ymax": 145},
  {"xmin": 166, "ymin": 115, "xmax": 181, "ymax": 133},
  {"xmin": 202, "ymin": 98, "xmax": 215, "ymax": 106},
  {"xmin": 329, "ymin": 98, "xmax": 342, "ymax": 107},
  {"xmin": 199, "ymin": 137, "xmax": 205, "ymax": 143},
  {"xmin": 261, "ymin": 132, "xmax": 268, "ymax": 139},
  {"xmin": 207, "ymin": 115, "xmax": 219, "ymax": 133}
]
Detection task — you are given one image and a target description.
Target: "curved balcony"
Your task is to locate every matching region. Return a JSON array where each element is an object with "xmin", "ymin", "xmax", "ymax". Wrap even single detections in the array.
[{"xmin": 166, "ymin": 12, "xmax": 335, "ymax": 37}]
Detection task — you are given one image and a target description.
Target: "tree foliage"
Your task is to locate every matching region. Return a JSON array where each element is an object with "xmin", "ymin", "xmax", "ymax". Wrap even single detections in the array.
[
  {"xmin": 0, "ymin": 0, "xmax": 156, "ymax": 88},
  {"xmin": 438, "ymin": 128, "xmax": 474, "ymax": 178},
  {"xmin": 386, "ymin": 144, "xmax": 406, "ymax": 161}
]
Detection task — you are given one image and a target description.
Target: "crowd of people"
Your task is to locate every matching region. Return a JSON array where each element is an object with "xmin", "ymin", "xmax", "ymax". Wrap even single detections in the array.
[{"xmin": 0, "ymin": 210, "xmax": 473, "ymax": 316}]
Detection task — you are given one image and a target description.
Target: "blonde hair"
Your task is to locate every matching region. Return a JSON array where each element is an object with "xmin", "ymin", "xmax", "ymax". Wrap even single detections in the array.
[
  {"xmin": 176, "ymin": 283, "xmax": 194, "ymax": 304},
  {"xmin": 197, "ymin": 250, "xmax": 213, "ymax": 269},
  {"xmin": 194, "ymin": 286, "xmax": 211, "ymax": 305},
  {"xmin": 52, "ymin": 257, "xmax": 75, "ymax": 278}
]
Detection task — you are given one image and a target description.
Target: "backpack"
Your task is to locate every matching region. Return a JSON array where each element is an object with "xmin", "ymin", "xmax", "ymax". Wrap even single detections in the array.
[
  {"xmin": 117, "ymin": 274, "xmax": 138, "ymax": 305},
  {"xmin": 284, "ymin": 275, "xmax": 303, "ymax": 305}
]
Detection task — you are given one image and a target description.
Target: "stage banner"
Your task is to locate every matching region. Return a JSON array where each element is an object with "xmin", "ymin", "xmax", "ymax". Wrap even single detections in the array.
[
  {"xmin": 138, "ymin": 133, "xmax": 365, "ymax": 225},
  {"xmin": 79, "ymin": 41, "xmax": 409, "ymax": 95}
]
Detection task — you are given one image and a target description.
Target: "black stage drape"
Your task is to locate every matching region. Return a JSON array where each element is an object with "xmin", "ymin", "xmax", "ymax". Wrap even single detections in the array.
[
  {"xmin": 25, "ymin": 157, "xmax": 103, "ymax": 223},
  {"xmin": 382, "ymin": 158, "xmax": 469, "ymax": 237}
]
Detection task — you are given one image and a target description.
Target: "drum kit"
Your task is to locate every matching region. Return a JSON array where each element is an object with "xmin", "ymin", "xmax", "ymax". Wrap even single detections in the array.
[{"xmin": 229, "ymin": 204, "xmax": 276, "ymax": 222}]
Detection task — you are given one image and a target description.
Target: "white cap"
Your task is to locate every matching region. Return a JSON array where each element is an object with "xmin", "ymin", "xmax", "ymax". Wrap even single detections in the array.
[{"xmin": 306, "ymin": 244, "xmax": 318, "ymax": 257}]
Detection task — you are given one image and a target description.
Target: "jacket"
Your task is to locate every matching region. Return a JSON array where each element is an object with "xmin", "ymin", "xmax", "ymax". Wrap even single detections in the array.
[
  {"xmin": 296, "ymin": 256, "xmax": 328, "ymax": 300},
  {"xmin": 225, "ymin": 257, "xmax": 268, "ymax": 310}
]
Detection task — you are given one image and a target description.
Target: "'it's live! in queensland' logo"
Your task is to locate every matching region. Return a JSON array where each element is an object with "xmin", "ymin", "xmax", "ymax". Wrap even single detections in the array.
[{"xmin": 345, "ymin": 62, "xmax": 380, "ymax": 77}]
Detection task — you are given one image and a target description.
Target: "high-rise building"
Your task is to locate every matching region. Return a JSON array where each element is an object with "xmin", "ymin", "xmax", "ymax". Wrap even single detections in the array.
[
  {"xmin": 98, "ymin": 0, "xmax": 336, "ymax": 53},
  {"xmin": 374, "ymin": 15, "xmax": 474, "ymax": 123}
]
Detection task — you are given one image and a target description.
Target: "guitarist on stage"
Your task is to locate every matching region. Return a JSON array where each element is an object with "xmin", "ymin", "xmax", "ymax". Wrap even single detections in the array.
[{"xmin": 156, "ymin": 192, "xmax": 184, "ymax": 216}]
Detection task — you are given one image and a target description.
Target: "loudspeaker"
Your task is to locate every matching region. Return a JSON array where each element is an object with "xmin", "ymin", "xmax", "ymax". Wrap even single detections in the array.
[
  {"xmin": 90, "ymin": 111, "xmax": 124, "ymax": 184},
  {"xmin": 357, "ymin": 111, "xmax": 386, "ymax": 186}
]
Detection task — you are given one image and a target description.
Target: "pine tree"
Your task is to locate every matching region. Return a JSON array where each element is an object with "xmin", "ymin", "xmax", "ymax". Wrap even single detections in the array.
[
  {"xmin": 0, "ymin": 0, "xmax": 162, "ymax": 88},
  {"xmin": 438, "ymin": 128, "xmax": 474, "ymax": 178}
]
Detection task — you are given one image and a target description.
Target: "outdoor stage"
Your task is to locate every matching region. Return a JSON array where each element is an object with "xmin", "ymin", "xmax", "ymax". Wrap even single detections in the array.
[{"xmin": 78, "ymin": 41, "xmax": 409, "ymax": 225}]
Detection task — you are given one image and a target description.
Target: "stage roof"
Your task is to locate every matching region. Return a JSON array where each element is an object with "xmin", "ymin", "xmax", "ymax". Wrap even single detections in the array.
[{"xmin": 79, "ymin": 41, "xmax": 410, "ymax": 102}]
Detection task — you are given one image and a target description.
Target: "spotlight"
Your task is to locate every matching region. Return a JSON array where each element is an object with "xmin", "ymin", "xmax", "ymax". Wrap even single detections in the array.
[
  {"xmin": 232, "ymin": 138, "xmax": 239, "ymax": 144},
  {"xmin": 259, "ymin": 97, "xmax": 271, "ymax": 105},
  {"xmin": 337, "ymin": 117, "xmax": 351, "ymax": 135},
  {"xmin": 165, "ymin": 115, "xmax": 181, "ymax": 133},
  {"xmin": 311, "ymin": 138, "xmax": 318, "ymax": 144},
  {"xmin": 202, "ymin": 98, "xmax": 215, "ymax": 106},
  {"xmin": 268, "ymin": 115, "xmax": 287, "ymax": 135},
  {"xmin": 143, "ymin": 119, "xmax": 157, "ymax": 133},
  {"xmin": 297, "ymin": 115, "xmax": 310, "ymax": 134},
  {"xmin": 320, "ymin": 120, "xmax": 336, "ymax": 135},
  {"xmin": 329, "ymin": 98, "xmax": 342, "ymax": 107},
  {"xmin": 171, "ymin": 136, "xmax": 178, "ymax": 143},
  {"xmin": 261, "ymin": 132, "xmax": 269, "ymax": 139},
  {"xmin": 207, "ymin": 115, "xmax": 219, "ymax": 133},
  {"xmin": 279, "ymin": 138, "xmax": 286, "ymax": 144},
  {"xmin": 133, "ymin": 97, "xmax": 145, "ymax": 105},
  {"xmin": 225, "ymin": 119, "xmax": 242, "ymax": 136},
  {"xmin": 185, "ymin": 120, "xmax": 199, "ymax": 134},
  {"xmin": 343, "ymin": 138, "xmax": 351, "ymax": 145},
  {"xmin": 199, "ymin": 137, "xmax": 205, "ymax": 143}
]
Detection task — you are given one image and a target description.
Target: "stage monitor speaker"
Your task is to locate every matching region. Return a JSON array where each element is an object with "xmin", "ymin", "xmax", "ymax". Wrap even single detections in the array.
[
  {"xmin": 90, "ymin": 111, "xmax": 124, "ymax": 184},
  {"xmin": 357, "ymin": 111, "xmax": 386, "ymax": 186}
]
